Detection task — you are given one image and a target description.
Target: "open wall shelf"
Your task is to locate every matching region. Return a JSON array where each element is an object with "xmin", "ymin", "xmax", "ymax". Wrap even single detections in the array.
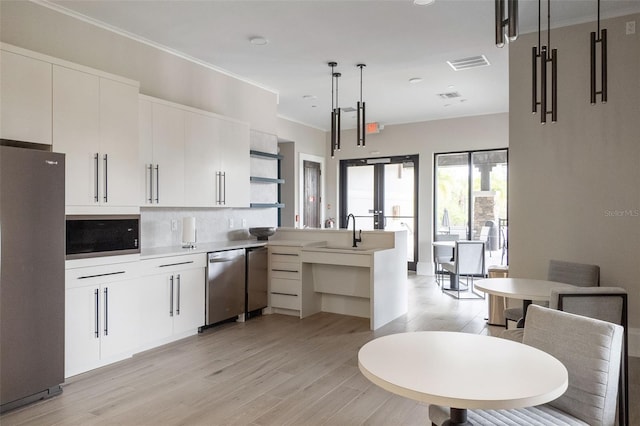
[
  {"xmin": 250, "ymin": 150, "xmax": 283, "ymax": 160},
  {"xmin": 250, "ymin": 176, "xmax": 285, "ymax": 184}
]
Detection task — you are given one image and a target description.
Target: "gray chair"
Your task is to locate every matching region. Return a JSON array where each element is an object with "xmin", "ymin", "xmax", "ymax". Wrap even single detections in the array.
[
  {"xmin": 550, "ymin": 286, "xmax": 629, "ymax": 426},
  {"xmin": 504, "ymin": 259, "xmax": 600, "ymax": 327},
  {"xmin": 441, "ymin": 241, "xmax": 485, "ymax": 299},
  {"xmin": 430, "ymin": 305, "xmax": 624, "ymax": 426},
  {"xmin": 433, "ymin": 234, "xmax": 458, "ymax": 286}
]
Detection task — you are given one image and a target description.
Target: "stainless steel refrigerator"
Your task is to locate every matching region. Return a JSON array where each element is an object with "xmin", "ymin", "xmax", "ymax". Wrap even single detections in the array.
[{"xmin": 0, "ymin": 144, "xmax": 65, "ymax": 413}]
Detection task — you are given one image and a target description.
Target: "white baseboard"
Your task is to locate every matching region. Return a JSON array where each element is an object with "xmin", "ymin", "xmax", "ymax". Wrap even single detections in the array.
[{"xmin": 629, "ymin": 327, "xmax": 640, "ymax": 358}]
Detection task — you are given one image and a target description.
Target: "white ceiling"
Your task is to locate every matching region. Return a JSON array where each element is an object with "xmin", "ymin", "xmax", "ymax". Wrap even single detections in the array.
[{"xmin": 49, "ymin": 0, "xmax": 640, "ymax": 131}]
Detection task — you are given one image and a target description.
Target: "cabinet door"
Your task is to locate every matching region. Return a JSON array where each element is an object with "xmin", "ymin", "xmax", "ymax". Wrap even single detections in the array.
[
  {"xmin": 53, "ymin": 65, "xmax": 100, "ymax": 206},
  {"xmin": 137, "ymin": 274, "xmax": 174, "ymax": 348},
  {"xmin": 184, "ymin": 111, "xmax": 219, "ymax": 207},
  {"xmin": 152, "ymin": 102, "xmax": 185, "ymax": 206},
  {"xmin": 99, "ymin": 78, "xmax": 140, "ymax": 207},
  {"xmin": 172, "ymin": 268, "xmax": 206, "ymax": 335},
  {"xmin": 139, "ymin": 98, "xmax": 154, "ymax": 205},
  {"xmin": 0, "ymin": 50, "xmax": 52, "ymax": 145},
  {"xmin": 99, "ymin": 280, "xmax": 140, "ymax": 360},
  {"xmin": 219, "ymin": 119, "xmax": 250, "ymax": 207},
  {"xmin": 65, "ymin": 285, "xmax": 101, "ymax": 377}
]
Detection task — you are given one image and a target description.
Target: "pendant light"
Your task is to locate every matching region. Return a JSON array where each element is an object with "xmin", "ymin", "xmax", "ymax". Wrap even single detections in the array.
[
  {"xmin": 328, "ymin": 62, "xmax": 341, "ymax": 158},
  {"xmin": 495, "ymin": 0, "xmax": 519, "ymax": 48},
  {"xmin": 590, "ymin": 0, "xmax": 607, "ymax": 104},
  {"xmin": 356, "ymin": 64, "xmax": 366, "ymax": 147},
  {"xmin": 532, "ymin": 0, "xmax": 557, "ymax": 123}
]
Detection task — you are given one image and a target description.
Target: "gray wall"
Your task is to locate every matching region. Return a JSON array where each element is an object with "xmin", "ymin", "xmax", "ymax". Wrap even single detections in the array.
[{"xmin": 508, "ymin": 14, "xmax": 640, "ymax": 334}]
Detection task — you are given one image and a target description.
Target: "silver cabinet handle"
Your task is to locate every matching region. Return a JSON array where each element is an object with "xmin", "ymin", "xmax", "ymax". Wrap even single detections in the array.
[
  {"xmin": 154, "ymin": 164, "xmax": 160, "ymax": 204},
  {"xmin": 222, "ymin": 171, "xmax": 226, "ymax": 205},
  {"xmin": 104, "ymin": 287, "xmax": 109, "ymax": 336},
  {"xmin": 169, "ymin": 275, "xmax": 174, "ymax": 317},
  {"xmin": 176, "ymin": 274, "xmax": 181, "ymax": 315},
  {"xmin": 147, "ymin": 164, "xmax": 153, "ymax": 203},
  {"xmin": 216, "ymin": 171, "xmax": 221, "ymax": 205},
  {"xmin": 94, "ymin": 153, "xmax": 99, "ymax": 202},
  {"xmin": 94, "ymin": 288, "xmax": 100, "ymax": 338},
  {"xmin": 103, "ymin": 153, "xmax": 108, "ymax": 203}
]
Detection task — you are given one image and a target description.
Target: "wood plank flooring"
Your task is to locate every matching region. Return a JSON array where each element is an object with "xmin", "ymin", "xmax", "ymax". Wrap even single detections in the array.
[{"xmin": 2, "ymin": 274, "xmax": 638, "ymax": 425}]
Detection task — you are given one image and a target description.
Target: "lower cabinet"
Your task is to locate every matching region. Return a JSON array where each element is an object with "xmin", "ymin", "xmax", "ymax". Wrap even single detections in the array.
[
  {"xmin": 65, "ymin": 262, "xmax": 141, "ymax": 378},
  {"xmin": 268, "ymin": 246, "xmax": 302, "ymax": 317},
  {"xmin": 138, "ymin": 253, "xmax": 206, "ymax": 350}
]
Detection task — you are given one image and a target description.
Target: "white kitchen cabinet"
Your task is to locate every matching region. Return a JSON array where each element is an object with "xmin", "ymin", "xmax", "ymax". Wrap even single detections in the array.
[
  {"xmin": 216, "ymin": 118, "xmax": 250, "ymax": 207},
  {"xmin": 184, "ymin": 111, "xmax": 218, "ymax": 206},
  {"xmin": 141, "ymin": 95, "xmax": 250, "ymax": 208},
  {"xmin": 139, "ymin": 98, "xmax": 185, "ymax": 206},
  {"xmin": 138, "ymin": 254, "xmax": 206, "ymax": 350},
  {"xmin": 268, "ymin": 246, "xmax": 302, "ymax": 317},
  {"xmin": 53, "ymin": 65, "xmax": 140, "ymax": 208},
  {"xmin": 0, "ymin": 49, "xmax": 52, "ymax": 145},
  {"xmin": 65, "ymin": 261, "xmax": 141, "ymax": 377}
]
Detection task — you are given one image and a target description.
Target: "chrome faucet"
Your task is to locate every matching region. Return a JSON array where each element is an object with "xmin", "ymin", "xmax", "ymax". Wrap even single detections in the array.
[{"xmin": 346, "ymin": 214, "xmax": 362, "ymax": 248}]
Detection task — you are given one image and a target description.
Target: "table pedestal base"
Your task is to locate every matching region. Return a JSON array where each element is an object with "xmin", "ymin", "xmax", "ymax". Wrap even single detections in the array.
[{"xmin": 442, "ymin": 407, "xmax": 469, "ymax": 425}]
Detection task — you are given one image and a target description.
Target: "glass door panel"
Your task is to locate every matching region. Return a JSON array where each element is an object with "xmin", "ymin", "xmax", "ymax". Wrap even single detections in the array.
[
  {"xmin": 346, "ymin": 164, "xmax": 375, "ymax": 230},
  {"xmin": 383, "ymin": 161, "xmax": 415, "ymax": 263},
  {"xmin": 471, "ymin": 150, "xmax": 508, "ymax": 260},
  {"xmin": 435, "ymin": 153, "xmax": 470, "ymax": 240}
]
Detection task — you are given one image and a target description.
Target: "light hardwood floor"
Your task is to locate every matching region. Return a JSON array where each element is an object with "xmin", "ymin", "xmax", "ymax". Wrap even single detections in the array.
[{"xmin": 2, "ymin": 274, "xmax": 638, "ymax": 425}]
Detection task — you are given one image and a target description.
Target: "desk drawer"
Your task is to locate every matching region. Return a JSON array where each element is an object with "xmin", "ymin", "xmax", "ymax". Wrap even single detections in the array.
[
  {"xmin": 270, "ymin": 262, "xmax": 300, "ymax": 279},
  {"xmin": 270, "ymin": 293, "xmax": 300, "ymax": 310},
  {"xmin": 270, "ymin": 278, "xmax": 300, "ymax": 296},
  {"xmin": 271, "ymin": 253, "xmax": 300, "ymax": 264}
]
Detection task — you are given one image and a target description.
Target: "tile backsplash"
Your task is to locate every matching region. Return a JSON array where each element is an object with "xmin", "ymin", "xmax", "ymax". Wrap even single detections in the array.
[{"xmin": 141, "ymin": 207, "xmax": 278, "ymax": 248}]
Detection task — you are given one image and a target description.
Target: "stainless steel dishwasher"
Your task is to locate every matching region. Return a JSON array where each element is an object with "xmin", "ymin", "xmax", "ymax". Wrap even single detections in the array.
[
  {"xmin": 206, "ymin": 249, "xmax": 246, "ymax": 326},
  {"xmin": 246, "ymin": 246, "xmax": 268, "ymax": 319}
]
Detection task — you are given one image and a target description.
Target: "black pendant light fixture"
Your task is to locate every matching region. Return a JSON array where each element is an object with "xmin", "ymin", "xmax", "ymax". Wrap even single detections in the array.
[
  {"xmin": 356, "ymin": 64, "xmax": 366, "ymax": 147},
  {"xmin": 590, "ymin": 0, "xmax": 607, "ymax": 104},
  {"xmin": 495, "ymin": 0, "xmax": 519, "ymax": 47},
  {"xmin": 329, "ymin": 62, "xmax": 341, "ymax": 158},
  {"xmin": 532, "ymin": 0, "xmax": 557, "ymax": 124}
]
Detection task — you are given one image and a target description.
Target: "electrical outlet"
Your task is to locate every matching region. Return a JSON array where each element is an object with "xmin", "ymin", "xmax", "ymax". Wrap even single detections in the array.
[
  {"xmin": 242, "ymin": 219, "xmax": 247, "ymax": 228},
  {"xmin": 228, "ymin": 218, "xmax": 234, "ymax": 229},
  {"xmin": 626, "ymin": 21, "xmax": 636, "ymax": 35},
  {"xmin": 171, "ymin": 219, "xmax": 178, "ymax": 231}
]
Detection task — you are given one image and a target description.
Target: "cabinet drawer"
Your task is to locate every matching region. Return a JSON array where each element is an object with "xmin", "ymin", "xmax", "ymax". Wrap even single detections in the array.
[
  {"xmin": 270, "ymin": 266, "xmax": 300, "ymax": 280},
  {"xmin": 140, "ymin": 253, "xmax": 206, "ymax": 273},
  {"xmin": 270, "ymin": 293, "xmax": 300, "ymax": 310},
  {"xmin": 66, "ymin": 261, "xmax": 140, "ymax": 288},
  {"xmin": 270, "ymin": 253, "xmax": 300, "ymax": 264},
  {"xmin": 270, "ymin": 278, "xmax": 300, "ymax": 296}
]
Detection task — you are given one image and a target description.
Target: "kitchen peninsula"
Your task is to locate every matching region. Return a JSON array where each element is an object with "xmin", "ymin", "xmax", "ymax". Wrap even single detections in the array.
[{"xmin": 267, "ymin": 228, "xmax": 408, "ymax": 330}]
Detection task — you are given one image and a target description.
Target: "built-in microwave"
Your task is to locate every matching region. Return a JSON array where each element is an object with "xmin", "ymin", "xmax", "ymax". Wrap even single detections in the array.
[{"xmin": 66, "ymin": 215, "xmax": 140, "ymax": 259}]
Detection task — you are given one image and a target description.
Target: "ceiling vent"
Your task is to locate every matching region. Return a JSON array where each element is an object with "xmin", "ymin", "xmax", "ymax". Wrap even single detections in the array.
[
  {"xmin": 341, "ymin": 106, "xmax": 357, "ymax": 113},
  {"xmin": 437, "ymin": 91, "xmax": 462, "ymax": 99},
  {"xmin": 446, "ymin": 55, "xmax": 490, "ymax": 71}
]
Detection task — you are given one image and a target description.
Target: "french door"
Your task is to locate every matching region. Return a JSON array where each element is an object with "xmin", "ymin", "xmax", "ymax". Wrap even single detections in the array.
[{"xmin": 339, "ymin": 155, "xmax": 418, "ymax": 270}]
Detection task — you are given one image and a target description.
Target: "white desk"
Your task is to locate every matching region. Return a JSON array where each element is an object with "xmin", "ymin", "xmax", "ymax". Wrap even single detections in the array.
[
  {"xmin": 474, "ymin": 278, "xmax": 576, "ymax": 322},
  {"xmin": 358, "ymin": 331, "xmax": 568, "ymax": 425}
]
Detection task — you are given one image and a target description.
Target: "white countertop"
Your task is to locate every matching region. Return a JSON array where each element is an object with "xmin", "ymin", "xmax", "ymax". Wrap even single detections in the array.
[
  {"xmin": 140, "ymin": 239, "xmax": 266, "ymax": 259},
  {"xmin": 266, "ymin": 239, "xmax": 326, "ymax": 247}
]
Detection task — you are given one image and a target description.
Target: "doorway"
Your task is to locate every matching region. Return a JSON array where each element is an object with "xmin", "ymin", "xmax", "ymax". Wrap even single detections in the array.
[
  {"xmin": 339, "ymin": 155, "xmax": 418, "ymax": 270},
  {"xmin": 303, "ymin": 160, "xmax": 321, "ymax": 228}
]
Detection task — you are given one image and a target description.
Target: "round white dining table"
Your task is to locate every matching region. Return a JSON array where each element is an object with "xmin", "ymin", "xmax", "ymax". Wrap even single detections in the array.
[
  {"xmin": 358, "ymin": 331, "xmax": 568, "ymax": 425},
  {"xmin": 474, "ymin": 278, "xmax": 576, "ymax": 323}
]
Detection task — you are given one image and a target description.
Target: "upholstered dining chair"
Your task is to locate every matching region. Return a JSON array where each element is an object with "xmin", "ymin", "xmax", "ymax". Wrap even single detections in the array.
[
  {"xmin": 441, "ymin": 241, "xmax": 485, "ymax": 299},
  {"xmin": 504, "ymin": 259, "xmax": 600, "ymax": 327},
  {"xmin": 433, "ymin": 234, "xmax": 459, "ymax": 286},
  {"xmin": 550, "ymin": 286, "xmax": 629, "ymax": 426},
  {"xmin": 430, "ymin": 305, "xmax": 624, "ymax": 426}
]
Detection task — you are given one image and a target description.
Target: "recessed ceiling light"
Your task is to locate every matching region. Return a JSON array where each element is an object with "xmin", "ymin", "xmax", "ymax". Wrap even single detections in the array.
[
  {"xmin": 414, "ymin": 0, "xmax": 435, "ymax": 5},
  {"xmin": 409, "ymin": 77, "xmax": 423, "ymax": 84},
  {"xmin": 302, "ymin": 95, "xmax": 317, "ymax": 100},
  {"xmin": 249, "ymin": 36, "xmax": 268, "ymax": 46}
]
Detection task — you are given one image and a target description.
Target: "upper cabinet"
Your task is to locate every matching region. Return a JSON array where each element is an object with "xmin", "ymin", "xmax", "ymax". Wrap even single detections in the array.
[
  {"xmin": 0, "ymin": 49, "xmax": 52, "ymax": 145},
  {"xmin": 53, "ymin": 66, "xmax": 140, "ymax": 209},
  {"xmin": 140, "ymin": 96, "xmax": 250, "ymax": 208}
]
